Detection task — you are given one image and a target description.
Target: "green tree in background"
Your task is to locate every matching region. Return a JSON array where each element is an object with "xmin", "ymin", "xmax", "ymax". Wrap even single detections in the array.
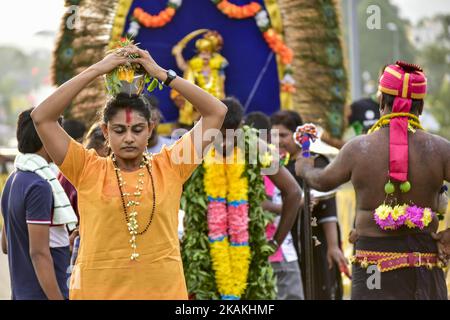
[
  {"xmin": 357, "ymin": 0, "xmax": 416, "ymax": 84},
  {"xmin": 0, "ymin": 46, "xmax": 51, "ymax": 145},
  {"xmin": 417, "ymin": 15, "xmax": 450, "ymax": 139},
  {"xmin": 0, "ymin": 47, "xmax": 51, "ymax": 119}
]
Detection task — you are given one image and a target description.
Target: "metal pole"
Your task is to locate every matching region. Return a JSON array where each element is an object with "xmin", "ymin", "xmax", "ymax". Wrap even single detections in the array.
[
  {"xmin": 386, "ymin": 22, "xmax": 400, "ymax": 61},
  {"xmin": 302, "ymin": 183, "xmax": 315, "ymax": 300},
  {"xmin": 347, "ymin": 0, "xmax": 362, "ymax": 100},
  {"xmin": 394, "ymin": 29, "xmax": 400, "ymax": 60}
]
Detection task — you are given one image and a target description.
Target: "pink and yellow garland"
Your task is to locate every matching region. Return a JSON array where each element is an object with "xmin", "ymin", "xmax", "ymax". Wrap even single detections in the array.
[
  {"xmin": 203, "ymin": 147, "xmax": 251, "ymax": 300},
  {"xmin": 374, "ymin": 204, "xmax": 435, "ymax": 231}
]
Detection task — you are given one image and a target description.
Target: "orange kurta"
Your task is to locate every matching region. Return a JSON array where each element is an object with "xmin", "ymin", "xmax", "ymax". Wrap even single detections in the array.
[{"xmin": 59, "ymin": 134, "xmax": 199, "ymax": 299}]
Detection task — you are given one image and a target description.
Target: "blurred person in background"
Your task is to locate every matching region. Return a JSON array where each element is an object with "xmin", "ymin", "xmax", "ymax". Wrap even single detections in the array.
[{"xmin": 1, "ymin": 108, "xmax": 74, "ymax": 300}]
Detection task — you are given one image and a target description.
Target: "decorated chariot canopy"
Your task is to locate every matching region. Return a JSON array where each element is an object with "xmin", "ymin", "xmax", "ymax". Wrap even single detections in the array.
[{"xmin": 52, "ymin": 0, "xmax": 348, "ymax": 137}]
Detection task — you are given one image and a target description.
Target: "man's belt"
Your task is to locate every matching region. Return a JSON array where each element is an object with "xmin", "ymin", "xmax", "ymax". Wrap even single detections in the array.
[{"xmin": 351, "ymin": 250, "xmax": 445, "ymax": 272}]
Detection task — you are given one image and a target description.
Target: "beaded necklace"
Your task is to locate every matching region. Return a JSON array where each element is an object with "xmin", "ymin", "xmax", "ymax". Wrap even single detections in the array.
[
  {"xmin": 368, "ymin": 113, "xmax": 424, "ymax": 134},
  {"xmin": 112, "ymin": 153, "xmax": 156, "ymax": 261}
]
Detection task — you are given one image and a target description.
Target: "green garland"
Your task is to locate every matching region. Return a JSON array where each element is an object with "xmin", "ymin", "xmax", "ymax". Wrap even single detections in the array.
[{"xmin": 181, "ymin": 126, "xmax": 276, "ymax": 299}]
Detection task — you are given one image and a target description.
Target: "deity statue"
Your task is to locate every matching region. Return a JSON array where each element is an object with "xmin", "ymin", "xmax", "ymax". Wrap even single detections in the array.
[{"xmin": 172, "ymin": 30, "xmax": 228, "ymax": 127}]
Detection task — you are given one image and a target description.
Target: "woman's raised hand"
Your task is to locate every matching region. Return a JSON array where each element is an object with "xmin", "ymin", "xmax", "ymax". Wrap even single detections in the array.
[
  {"xmin": 126, "ymin": 45, "xmax": 165, "ymax": 79},
  {"xmin": 91, "ymin": 48, "xmax": 130, "ymax": 75}
]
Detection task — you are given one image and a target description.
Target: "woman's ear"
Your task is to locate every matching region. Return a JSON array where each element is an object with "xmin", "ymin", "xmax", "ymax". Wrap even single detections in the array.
[
  {"xmin": 148, "ymin": 121, "xmax": 156, "ymax": 138},
  {"xmin": 101, "ymin": 123, "xmax": 108, "ymax": 141}
]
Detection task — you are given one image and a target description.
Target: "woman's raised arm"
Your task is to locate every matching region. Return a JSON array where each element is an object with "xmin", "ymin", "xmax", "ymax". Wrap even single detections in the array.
[{"xmin": 31, "ymin": 53, "xmax": 128, "ymax": 165}]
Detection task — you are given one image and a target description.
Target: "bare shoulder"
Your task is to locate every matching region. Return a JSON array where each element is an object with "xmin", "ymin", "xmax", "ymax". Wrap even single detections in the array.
[
  {"xmin": 416, "ymin": 130, "xmax": 450, "ymax": 157},
  {"xmin": 338, "ymin": 134, "xmax": 370, "ymax": 157}
]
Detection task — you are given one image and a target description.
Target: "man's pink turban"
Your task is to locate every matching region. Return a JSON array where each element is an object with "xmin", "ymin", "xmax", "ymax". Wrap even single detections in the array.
[{"xmin": 378, "ymin": 61, "xmax": 427, "ymax": 182}]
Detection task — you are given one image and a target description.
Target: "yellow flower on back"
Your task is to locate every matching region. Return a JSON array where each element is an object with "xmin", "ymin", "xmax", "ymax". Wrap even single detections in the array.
[
  {"xmin": 391, "ymin": 204, "xmax": 407, "ymax": 221},
  {"xmin": 422, "ymin": 208, "xmax": 433, "ymax": 226},
  {"xmin": 375, "ymin": 204, "xmax": 391, "ymax": 220}
]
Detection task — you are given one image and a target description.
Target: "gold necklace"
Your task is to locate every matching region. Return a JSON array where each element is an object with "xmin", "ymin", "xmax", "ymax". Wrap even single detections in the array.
[
  {"xmin": 112, "ymin": 153, "xmax": 156, "ymax": 261},
  {"xmin": 368, "ymin": 113, "xmax": 424, "ymax": 134}
]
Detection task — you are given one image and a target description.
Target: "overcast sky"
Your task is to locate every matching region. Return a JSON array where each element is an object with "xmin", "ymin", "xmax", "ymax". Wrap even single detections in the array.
[
  {"xmin": 0, "ymin": 0, "xmax": 65, "ymax": 51},
  {"xmin": 0, "ymin": 0, "xmax": 449, "ymax": 51},
  {"xmin": 391, "ymin": 0, "xmax": 450, "ymax": 23}
]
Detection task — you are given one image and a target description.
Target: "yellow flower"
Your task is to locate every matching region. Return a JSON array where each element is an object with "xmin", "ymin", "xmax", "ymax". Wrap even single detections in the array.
[
  {"xmin": 405, "ymin": 219, "xmax": 416, "ymax": 229},
  {"xmin": 189, "ymin": 57, "xmax": 204, "ymax": 71},
  {"xmin": 226, "ymin": 149, "xmax": 248, "ymax": 202},
  {"xmin": 391, "ymin": 204, "xmax": 407, "ymax": 221},
  {"xmin": 374, "ymin": 204, "xmax": 391, "ymax": 220},
  {"xmin": 117, "ymin": 69, "xmax": 135, "ymax": 83},
  {"xmin": 209, "ymin": 238, "xmax": 234, "ymax": 295},
  {"xmin": 204, "ymin": 147, "xmax": 251, "ymax": 298},
  {"xmin": 229, "ymin": 246, "xmax": 251, "ymax": 296},
  {"xmin": 259, "ymin": 152, "xmax": 273, "ymax": 168},
  {"xmin": 210, "ymin": 54, "xmax": 226, "ymax": 69},
  {"xmin": 422, "ymin": 208, "xmax": 433, "ymax": 226},
  {"xmin": 204, "ymin": 149, "xmax": 227, "ymax": 199}
]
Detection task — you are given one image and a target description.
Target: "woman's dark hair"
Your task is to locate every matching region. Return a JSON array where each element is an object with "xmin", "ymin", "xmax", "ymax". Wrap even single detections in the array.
[
  {"xmin": 221, "ymin": 97, "xmax": 244, "ymax": 130},
  {"xmin": 102, "ymin": 94, "xmax": 151, "ymax": 123},
  {"xmin": 17, "ymin": 108, "xmax": 62, "ymax": 153},
  {"xmin": 381, "ymin": 93, "xmax": 423, "ymax": 115},
  {"xmin": 270, "ymin": 110, "xmax": 303, "ymax": 132},
  {"xmin": 245, "ymin": 111, "xmax": 271, "ymax": 131}
]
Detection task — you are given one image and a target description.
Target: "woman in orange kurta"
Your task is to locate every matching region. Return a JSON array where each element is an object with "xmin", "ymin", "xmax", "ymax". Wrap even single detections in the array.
[{"xmin": 31, "ymin": 45, "xmax": 227, "ymax": 299}]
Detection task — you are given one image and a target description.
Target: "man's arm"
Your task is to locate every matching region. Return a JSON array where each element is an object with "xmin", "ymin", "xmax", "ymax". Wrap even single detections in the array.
[
  {"xmin": 295, "ymin": 137, "xmax": 357, "ymax": 192},
  {"xmin": 323, "ymin": 222, "xmax": 348, "ymax": 270},
  {"xmin": 1, "ymin": 224, "xmax": 6, "ymax": 254},
  {"xmin": 309, "ymin": 154, "xmax": 349, "ymax": 271},
  {"xmin": 268, "ymin": 167, "xmax": 302, "ymax": 246},
  {"xmin": 430, "ymin": 136, "xmax": 450, "ymax": 263},
  {"xmin": 440, "ymin": 134, "xmax": 450, "ymax": 184},
  {"xmin": 262, "ymin": 200, "xmax": 282, "ymax": 215},
  {"xmin": 28, "ymin": 224, "xmax": 64, "ymax": 300}
]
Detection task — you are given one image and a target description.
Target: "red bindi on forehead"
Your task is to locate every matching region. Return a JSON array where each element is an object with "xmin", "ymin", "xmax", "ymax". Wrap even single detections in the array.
[{"xmin": 125, "ymin": 107, "xmax": 132, "ymax": 124}]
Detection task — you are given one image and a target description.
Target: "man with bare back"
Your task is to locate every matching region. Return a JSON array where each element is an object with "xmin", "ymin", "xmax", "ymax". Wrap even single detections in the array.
[{"xmin": 295, "ymin": 61, "xmax": 449, "ymax": 300}]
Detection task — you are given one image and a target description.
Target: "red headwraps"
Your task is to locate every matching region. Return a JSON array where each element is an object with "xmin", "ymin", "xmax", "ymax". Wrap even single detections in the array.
[{"xmin": 378, "ymin": 61, "xmax": 427, "ymax": 182}]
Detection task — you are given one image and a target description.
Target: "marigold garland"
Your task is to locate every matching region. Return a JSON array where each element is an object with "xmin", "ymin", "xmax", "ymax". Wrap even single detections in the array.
[
  {"xmin": 128, "ymin": 0, "xmax": 182, "ymax": 37},
  {"xmin": 181, "ymin": 126, "xmax": 276, "ymax": 300},
  {"xmin": 203, "ymin": 147, "xmax": 251, "ymax": 299},
  {"xmin": 262, "ymin": 28, "xmax": 294, "ymax": 65},
  {"xmin": 211, "ymin": 0, "xmax": 295, "ymax": 93},
  {"xmin": 213, "ymin": 0, "xmax": 261, "ymax": 19}
]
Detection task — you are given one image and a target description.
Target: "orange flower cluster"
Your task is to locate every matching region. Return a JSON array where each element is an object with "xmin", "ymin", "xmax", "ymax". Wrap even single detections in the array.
[
  {"xmin": 281, "ymin": 83, "xmax": 296, "ymax": 93},
  {"xmin": 263, "ymin": 29, "xmax": 293, "ymax": 65},
  {"xmin": 133, "ymin": 6, "xmax": 176, "ymax": 28},
  {"xmin": 115, "ymin": 37, "xmax": 132, "ymax": 48},
  {"xmin": 217, "ymin": 0, "xmax": 261, "ymax": 19}
]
